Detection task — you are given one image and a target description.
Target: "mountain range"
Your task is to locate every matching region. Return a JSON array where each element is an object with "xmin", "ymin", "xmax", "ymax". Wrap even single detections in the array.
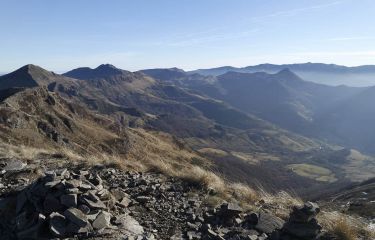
[
  {"xmin": 0, "ymin": 63, "xmax": 374, "ymax": 195},
  {"xmin": 190, "ymin": 62, "xmax": 375, "ymax": 87},
  {"xmin": 143, "ymin": 66, "xmax": 375, "ymax": 155}
]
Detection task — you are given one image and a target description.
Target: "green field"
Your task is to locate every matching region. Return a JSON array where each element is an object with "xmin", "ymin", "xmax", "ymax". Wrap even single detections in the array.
[{"xmin": 287, "ymin": 163, "xmax": 337, "ymax": 183}]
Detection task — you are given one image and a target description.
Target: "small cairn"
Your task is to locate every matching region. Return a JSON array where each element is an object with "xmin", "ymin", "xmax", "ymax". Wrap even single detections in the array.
[
  {"xmin": 278, "ymin": 201, "xmax": 322, "ymax": 240},
  {"xmin": 8, "ymin": 169, "xmax": 142, "ymax": 239}
]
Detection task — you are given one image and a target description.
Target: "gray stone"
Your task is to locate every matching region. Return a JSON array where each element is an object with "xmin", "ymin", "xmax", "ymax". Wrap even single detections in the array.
[
  {"xmin": 45, "ymin": 180, "xmax": 61, "ymax": 188},
  {"xmin": 45, "ymin": 170, "xmax": 56, "ymax": 178},
  {"xmin": 171, "ymin": 233, "xmax": 185, "ymax": 240},
  {"xmin": 49, "ymin": 212, "xmax": 67, "ymax": 237},
  {"xmin": 65, "ymin": 187, "xmax": 80, "ymax": 194},
  {"xmin": 110, "ymin": 189, "xmax": 128, "ymax": 200},
  {"xmin": 187, "ymin": 222, "xmax": 198, "ymax": 230},
  {"xmin": 44, "ymin": 194, "xmax": 62, "ymax": 213},
  {"xmin": 92, "ymin": 211, "xmax": 112, "ymax": 230},
  {"xmin": 136, "ymin": 195, "xmax": 151, "ymax": 203},
  {"xmin": 207, "ymin": 228, "xmax": 218, "ymax": 237},
  {"xmin": 281, "ymin": 202, "xmax": 322, "ymax": 239},
  {"xmin": 255, "ymin": 212, "xmax": 284, "ymax": 234},
  {"xmin": 4, "ymin": 159, "xmax": 27, "ymax": 171},
  {"xmin": 245, "ymin": 212, "xmax": 259, "ymax": 225},
  {"xmin": 82, "ymin": 196, "xmax": 106, "ymax": 209},
  {"xmin": 117, "ymin": 196, "xmax": 132, "ymax": 208},
  {"xmin": 247, "ymin": 229, "xmax": 259, "ymax": 236},
  {"xmin": 16, "ymin": 214, "xmax": 46, "ymax": 239},
  {"xmin": 247, "ymin": 235, "xmax": 258, "ymax": 240},
  {"xmin": 60, "ymin": 194, "xmax": 77, "ymax": 208},
  {"xmin": 78, "ymin": 204, "xmax": 91, "ymax": 214},
  {"xmin": 290, "ymin": 201, "xmax": 320, "ymax": 223},
  {"xmin": 220, "ymin": 202, "xmax": 243, "ymax": 217},
  {"xmin": 258, "ymin": 233, "xmax": 268, "ymax": 240},
  {"xmin": 79, "ymin": 170, "xmax": 90, "ymax": 176},
  {"xmin": 97, "ymin": 189, "xmax": 111, "ymax": 200},
  {"xmin": 56, "ymin": 168, "xmax": 68, "ymax": 177},
  {"xmin": 65, "ymin": 179, "xmax": 82, "ymax": 188},
  {"xmin": 187, "ymin": 231, "xmax": 201, "ymax": 239},
  {"xmin": 64, "ymin": 208, "xmax": 88, "ymax": 227},
  {"xmin": 16, "ymin": 211, "xmax": 35, "ymax": 231},
  {"xmin": 16, "ymin": 191, "xmax": 27, "ymax": 214},
  {"xmin": 66, "ymin": 221, "xmax": 93, "ymax": 234},
  {"xmin": 234, "ymin": 217, "xmax": 242, "ymax": 225},
  {"xmin": 283, "ymin": 218, "xmax": 322, "ymax": 239},
  {"xmin": 87, "ymin": 210, "xmax": 101, "ymax": 222},
  {"xmin": 117, "ymin": 215, "xmax": 144, "ymax": 235},
  {"xmin": 79, "ymin": 183, "xmax": 92, "ymax": 190}
]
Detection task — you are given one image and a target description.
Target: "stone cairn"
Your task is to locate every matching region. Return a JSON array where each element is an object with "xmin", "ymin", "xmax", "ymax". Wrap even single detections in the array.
[
  {"xmin": 8, "ymin": 169, "xmax": 143, "ymax": 239},
  {"xmin": 274, "ymin": 201, "xmax": 322, "ymax": 240}
]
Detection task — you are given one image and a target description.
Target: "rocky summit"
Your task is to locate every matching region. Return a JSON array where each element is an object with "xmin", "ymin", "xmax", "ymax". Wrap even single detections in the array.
[{"xmin": 0, "ymin": 163, "xmax": 329, "ymax": 240}]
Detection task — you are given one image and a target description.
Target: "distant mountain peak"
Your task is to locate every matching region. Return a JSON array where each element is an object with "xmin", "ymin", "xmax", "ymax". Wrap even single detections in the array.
[
  {"xmin": 8, "ymin": 64, "xmax": 54, "ymax": 79},
  {"xmin": 64, "ymin": 64, "xmax": 131, "ymax": 80},
  {"xmin": 96, "ymin": 64, "xmax": 118, "ymax": 70},
  {"xmin": 168, "ymin": 67, "xmax": 185, "ymax": 73},
  {"xmin": 94, "ymin": 64, "xmax": 124, "ymax": 75},
  {"xmin": 22, "ymin": 63, "xmax": 39, "ymax": 70},
  {"xmin": 277, "ymin": 68, "xmax": 293, "ymax": 74},
  {"xmin": 140, "ymin": 67, "xmax": 188, "ymax": 81},
  {"xmin": 0, "ymin": 64, "xmax": 67, "ymax": 90},
  {"xmin": 275, "ymin": 68, "xmax": 302, "ymax": 81},
  {"xmin": 19, "ymin": 64, "xmax": 48, "ymax": 74}
]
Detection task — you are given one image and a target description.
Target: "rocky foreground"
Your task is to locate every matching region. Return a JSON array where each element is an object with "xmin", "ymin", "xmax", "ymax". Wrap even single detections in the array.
[{"xmin": 0, "ymin": 161, "xmax": 330, "ymax": 240}]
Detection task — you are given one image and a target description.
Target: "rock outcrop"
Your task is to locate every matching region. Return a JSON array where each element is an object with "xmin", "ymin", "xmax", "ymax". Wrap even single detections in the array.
[
  {"xmin": 0, "ymin": 165, "xmax": 327, "ymax": 240},
  {"xmin": 2, "ymin": 168, "xmax": 148, "ymax": 239}
]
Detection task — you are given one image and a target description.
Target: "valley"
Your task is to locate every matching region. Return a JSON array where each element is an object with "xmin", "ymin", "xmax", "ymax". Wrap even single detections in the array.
[{"xmin": 0, "ymin": 63, "xmax": 374, "ymax": 239}]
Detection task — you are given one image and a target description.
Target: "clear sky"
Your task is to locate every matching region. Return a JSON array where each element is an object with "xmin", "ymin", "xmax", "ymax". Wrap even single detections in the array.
[{"xmin": 1, "ymin": 0, "xmax": 375, "ymax": 72}]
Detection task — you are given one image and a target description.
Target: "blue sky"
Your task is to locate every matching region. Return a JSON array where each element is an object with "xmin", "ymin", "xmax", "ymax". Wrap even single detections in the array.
[{"xmin": 1, "ymin": 0, "xmax": 375, "ymax": 72}]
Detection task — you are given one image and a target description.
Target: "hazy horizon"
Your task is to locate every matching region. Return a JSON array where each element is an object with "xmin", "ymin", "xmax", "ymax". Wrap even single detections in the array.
[{"xmin": 3, "ymin": 61, "xmax": 375, "ymax": 75}]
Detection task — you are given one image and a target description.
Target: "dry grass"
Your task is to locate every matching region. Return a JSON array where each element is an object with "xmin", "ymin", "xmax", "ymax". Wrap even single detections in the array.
[
  {"xmin": 178, "ymin": 165, "xmax": 226, "ymax": 190},
  {"xmin": 258, "ymin": 189, "xmax": 303, "ymax": 219},
  {"xmin": 333, "ymin": 217, "xmax": 357, "ymax": 240},
  {"xmin": 0, "ymin": 139, "xmax": 293, "ymax": 216},
  {"xmin": 230, "ymin": 183, "xmax": 259, "ymax": 203},
  {"xmin": 176, "ymin": 167, "xmax": 261, "ymax": 209},
  {"xmin": 0, "ymin": 143, "xmax": 51, "ymax": 159},
  {"xmin": 318, "ymin": 211, "xmax": 375, "ymax": 240}
]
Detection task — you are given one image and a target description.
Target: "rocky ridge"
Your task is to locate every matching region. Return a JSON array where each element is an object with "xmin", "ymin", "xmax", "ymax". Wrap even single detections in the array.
[{"xmin": 0, "ymin": 159, "xmax": 329, "ymax": 240}]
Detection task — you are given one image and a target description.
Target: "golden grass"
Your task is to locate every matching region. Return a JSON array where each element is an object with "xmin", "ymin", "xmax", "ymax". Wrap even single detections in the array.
[
  {"xmin": 229, "ymin": 182, "xmax": 259, "ymax": 209},
  {"xmin": 0, "ymin": 139, "xmax": 294, "ymax": 216},
  {"xmin": 318, "ymin": 211, "xmax": 375, "ymax": 240},
  {"xmin": 259, "ymin": 189, "xmax": 303, "ymax": 219},
  {"xmin": 333, "ymin": 217, "xmax": 357, "ymax": 240},
  {"xmin": 321, "ymin": 214, "xmax": 357, "ymax": 240},
  {"xmin": 0, "ymin": 143, "xmax": 51, "ymax": 159},
  {"xmin": 343, "ymin": 151, "xmax": 375, "ymax": 182}
]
